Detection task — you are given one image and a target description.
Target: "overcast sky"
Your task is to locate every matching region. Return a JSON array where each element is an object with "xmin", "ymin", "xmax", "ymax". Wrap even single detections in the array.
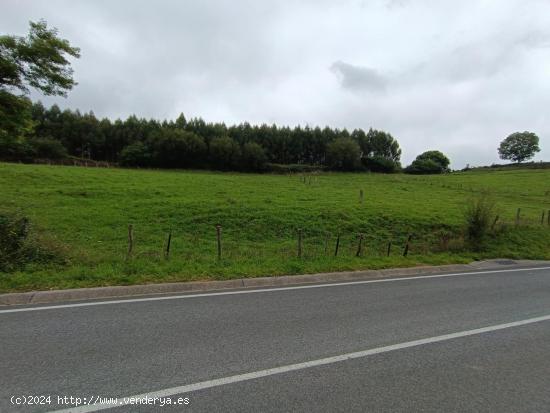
[{"xmin": 3, "ymin": 0, "xmax": 549, "ymax": 168}]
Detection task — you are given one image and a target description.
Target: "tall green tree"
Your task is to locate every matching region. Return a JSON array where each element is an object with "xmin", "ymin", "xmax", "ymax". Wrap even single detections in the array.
[
  {"xmin": 0, "ymin": 20, "xmax": 79, "ymax": 142},
  {"xmin": 498, "ymin": 131, "xmax": 540, "ymax": 163}
]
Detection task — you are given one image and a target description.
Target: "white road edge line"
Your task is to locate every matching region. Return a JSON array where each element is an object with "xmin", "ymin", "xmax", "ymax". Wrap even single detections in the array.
[
  {"xmin": 47, "ymin": 313, "xmax": 550, "ymax": 413},
  {"xmin": 2, "ymin": 265, "xmax": 550, "ymax": 314}
]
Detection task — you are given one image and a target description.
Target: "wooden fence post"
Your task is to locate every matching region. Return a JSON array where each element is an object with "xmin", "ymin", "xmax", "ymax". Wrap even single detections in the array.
[
  {"xmin": 324, "ymin": 233, "xmax": 329, "ymax": 255},
  {"xmin": 516, "ymin": 208, "xmax": 521, "ymax": 226},
  {"xmin": 491, "ymin": 215, "xmax": 499, "ymax": 231},
  {"xmin": 334, "ymin": 234, "xmax": 340, "ymax": 257},
  {"xmin": 165, "ymin": 229, "xmax": 172, "ymax": 259},
  {"xmin": 126, "ymin": 224, "xmax": 133, "ymax": 261},
  {"xmin": 297, "ymin": 229, "xmax": 302, "ymax": 258},
  {"xmin": 403, "ymin": 234, "xmax": 412, "ymax": 257},
  {"xmin": 387, "ymin": 241, "xmax": 392, "ymax": 257},
  {"xmin": 356, "ymin": 234, "xmax": 364, "ymax": 257},
  {"xmin": 359, "ymin": 189, "xmax": 364, "ymax": 204},
  {"xmin": 216, "ymin": 225, "xmax": 222, "ymax": 260},
  {"xmin": 541, "ymin": 211, "xmax": 546, "ymax": 225}
]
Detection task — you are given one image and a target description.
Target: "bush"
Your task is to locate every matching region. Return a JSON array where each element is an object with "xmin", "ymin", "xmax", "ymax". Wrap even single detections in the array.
[
  {"xmin": 209, "ymin": 136, "xmax": 241, "ymax": 170},
  {"xmin": 120, "ymin": 141, "xmax": 152, "ymax": 167},
  {"xmin": 326, "ymin": 137, "xmax": 362, "ymax": 171},
  {"xmin": 241, "ymin": 142, "xmax": 267, "ymax": 171},
  {"xmin": 464, "ymin": 195, "xmax": 496, "ymax": 251},
  {"xmin": 28, "ymin": 137, "xmax": 68, "ymax": 159},
  {"xmin": 405, "ymin": 150, "xmax": 450, "ymax": 174},
  {"xmin": 0, "ymin": 213, "xmax": 62, "ymax": 272},
  {"xmin": 362, "ymin": 156, "xmax": 401, "ymax": 173}
]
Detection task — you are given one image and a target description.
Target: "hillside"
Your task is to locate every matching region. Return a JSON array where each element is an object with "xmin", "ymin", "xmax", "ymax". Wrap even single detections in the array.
[{"xmin": 1, "ymin": 162, "xmax": 549, "ymax": 292}]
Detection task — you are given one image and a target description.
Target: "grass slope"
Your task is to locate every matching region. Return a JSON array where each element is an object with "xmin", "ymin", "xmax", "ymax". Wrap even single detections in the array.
[{"xmin": 1, "ymin": 162, "xmax": 550, "ymax": 292}]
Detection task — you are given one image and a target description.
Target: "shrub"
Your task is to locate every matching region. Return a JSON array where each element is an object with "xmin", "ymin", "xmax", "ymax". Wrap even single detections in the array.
[
  {"xmin": 464, "ymin": 195, "xmax": 496, "ymax": 251},
  {"xmin": 241, "ymin": 142, "xmax": 267, "ymax": 171},
  {"xmin": 405, "ymin": 150, "xmax": 450, "ymax": 174},
  {"xmin": 326, "ymin": 137, "xmax": 362, "ymax": 171},
  {"xmin": 209, "ymin": 136, "xmax": 241, "ymax": 170},
  {"xmin": 28, "ymin": 137, "xmax": 68, "ymax": 159},
  {"xmin": 0, "ymin": 213, "xmax": 62, "ymax": 272},
  {"xmin": 120, "ymin": 141, "xmax": 152, "ymax": 167},
  {"xmin": 362, "ymin": 156, "xmax": 401, "ymax": 173}
]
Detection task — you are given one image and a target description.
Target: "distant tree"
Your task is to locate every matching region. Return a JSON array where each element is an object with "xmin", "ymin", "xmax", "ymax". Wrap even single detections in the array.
[
  {"xmin": 405, "ymin": 150, "xmax": 450, "ymax": 174},
  {"xmin": 358, "ymin": 128, "xmax": 402, "ymax": 161},
  {"xmin": 27, "ymin": 136, "xmax": 67, "ymax": 159},
  {"xmin": 326, "ymin": 137, "xmax": 362, "ymax": 171},
  {"xmin": 151, "ymin": 129, "xmax": 206, "ymax": 168},
  {"xmin": 209, "ymin": 136, "xmax": 241, "ymax": 170},
  {"xmin": 241, "ymin": 142, "xmax": 267, "ymax": 171},
  {"xmin": 498, "ymin": 131, "xmax": 540, "ymax": 163},
  {"xmin": 119, "ymin": 141, "xmax": 152, "ymax": 167},
  {"xmin": 1, "ymin": 20, "xmax": 80, "ymax": 141}
]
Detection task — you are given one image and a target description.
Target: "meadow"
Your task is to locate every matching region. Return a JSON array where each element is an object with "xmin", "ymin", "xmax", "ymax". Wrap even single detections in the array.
[{"xmin": 1, "ymin": 162, "xmax": 550, "ymax": 292}]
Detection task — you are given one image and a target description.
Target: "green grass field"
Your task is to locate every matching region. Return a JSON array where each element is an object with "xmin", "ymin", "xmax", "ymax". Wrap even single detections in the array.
[{"xmin": 1, "ymin": 162, "xmax": 550, "ymax": 292}]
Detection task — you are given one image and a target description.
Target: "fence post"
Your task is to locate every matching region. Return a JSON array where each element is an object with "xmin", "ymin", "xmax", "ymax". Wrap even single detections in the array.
[
  {"xmin": 541, "ymin": 211, "xmax": 546, "ymax": 225},
  {"xmin": 516, "ymin": 208, "xmax": 521, "ymax": 226},
  {"xmin": 126, "ymin": 224, "xmax": 133, "ymax": 261},
  {"xmin": 403, "ymin": 234, "xmax": 412, "ymax": 257},
  {"xmin": 297, "ymin": 229, "xmax": 302, "ymax": 258},
  {"xmin": 491, "ymin": 215, "xmax": 499, "ymax": 231},
  {"xmin": 356, "ymin": 234, "xmax": 364, "ymax": 257},
  {"xmin": 359, "ymin": 189, "xmax": 364, "ymax": 204},
  {"xmin": 165, "ymin": 229, "xmax": 172, "ymax": 259},
  {"xmin": 216, "ymin": 225, "xmax": 222, "ymax": 260},
  {"xmin": 387, "ymin": 241, "xmax": 392, "ymax": 257},
  {"xmin": 334, "ymin": 234, "xmax": 340, "ymax": 257},
  {"xmin": 324, "ymin": 233, "xmax": 329, "ymax": 255}
]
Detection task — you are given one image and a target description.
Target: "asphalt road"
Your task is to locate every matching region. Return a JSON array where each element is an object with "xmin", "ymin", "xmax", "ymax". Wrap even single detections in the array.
[{"xmin": 1, "ymin": 266, "xmax": 550, "ymax": 412}]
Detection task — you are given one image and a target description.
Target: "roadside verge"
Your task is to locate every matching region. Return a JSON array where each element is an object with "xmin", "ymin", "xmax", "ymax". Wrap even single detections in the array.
[{"xmin": 1, "ymin": 259, "xmax": 549, "ymax": 306}]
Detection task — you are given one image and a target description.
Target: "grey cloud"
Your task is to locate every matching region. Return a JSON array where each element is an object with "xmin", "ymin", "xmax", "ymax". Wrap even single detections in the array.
[
  {"xmin": 330, "ymin": 61, "xmax": 387, "ymax": 93},
  {"xmin": 2, "ymin": 0, "xmax": 550, "ymax": 168}
]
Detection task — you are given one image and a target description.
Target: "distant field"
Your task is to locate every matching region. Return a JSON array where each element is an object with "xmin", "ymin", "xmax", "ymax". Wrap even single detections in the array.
[{"xmin": 1, "ymin": 162, "xmax": 550, "ymax": 292}]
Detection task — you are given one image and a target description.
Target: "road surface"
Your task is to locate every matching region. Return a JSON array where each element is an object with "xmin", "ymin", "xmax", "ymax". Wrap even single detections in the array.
[{"xmin": 1, "ymin": 266, "xmax": 550, "ymax": 412}]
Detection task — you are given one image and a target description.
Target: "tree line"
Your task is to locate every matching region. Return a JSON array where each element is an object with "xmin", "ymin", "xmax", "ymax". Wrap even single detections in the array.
[{"xmin": 2, "ymin": 101, "xmax": 406, "ymax": 172}]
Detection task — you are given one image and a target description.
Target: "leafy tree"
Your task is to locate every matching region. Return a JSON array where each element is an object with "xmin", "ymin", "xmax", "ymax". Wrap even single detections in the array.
[
  {"xmin": 326, "ymin": 137, "xmax": 362, "ymax": 171},
  {"xmin": 498, "ymin": 131, "xmax": 540, "ymax": 163},
  {"xmin": 241, "ymin": 142, "xmax": 267, "ymax": 171},
  {"xmin": 362, "ymin": 155, "xmax": 401, "ymax": 173},
  {"xmin": 405, "ymin": 150, "xmax": 450, "ymax": 174},
  {"xmin": 119, "ymin": 141, "xmax": 152, "ymax": 167},
  {"xmin": 1, "ymin": 20, "xmax": 79, "ymax": 144},
  {"xmin": 209, "ymin": 136, "xmax": 241, "ymax": 170},
  {"xmin": 28, "ymin": 136, "xmax": 68, "ymax": 159},
  {"xmin": 358, "ymin": 128, "xmax": 402, "ymax": 161}
]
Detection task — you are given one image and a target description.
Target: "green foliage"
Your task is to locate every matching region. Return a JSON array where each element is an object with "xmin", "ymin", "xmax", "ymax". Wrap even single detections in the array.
[
  {"xmin": 2, "ymin": 163, "xmax": 550, "ymax": 291},
  {"xmin": 362, "ymin": 156, "xmax": 401, "ymax": 173},
  {"xmin": 150, "ymin": 129, "xmax": 207, "ymax": 168},
  {"xmin": 209, "ymin": 136, "xmax": 241, "ymax": 170},
  {"xmin": 356, "ymin": 128, "xmax": 402, "ymax": 162},
  {"xmin": 119, "ymin": 142, "xmax": 152, "ymax": 167},
  {"xmin": 0, "ymin": 212, "xmax": 62, "ymax": 272},
  {"xmin": 27, "ymin": 136, "xmax": 68, "ymax": 159},
  {"xmin": 498, "ymin": 131, "xmax": 540, "ymax": 163},
  {"xmin": 326, "ymin": 137, "xmax": 362, "ymax": 171},
  {"xmin": 405, "ymin": 150, "xmax": 451, "ymax": 174},
  {"xmin": 464, "ymin": 195, "xmax": 496, "ymax": 251},
  {"xmin": 0, "ymin": 20, "xmax": 80, "ymax": 96},
  {"xmin": 16, "ymin": 102, "xmax": 403, "ymax": 173},
  {"xmin": 241, "ymin": 142, "xmax": 268, "ymax": 171}
]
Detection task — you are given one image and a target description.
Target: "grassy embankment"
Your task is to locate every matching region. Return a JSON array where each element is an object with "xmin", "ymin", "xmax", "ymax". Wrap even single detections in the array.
[{"xmin": 1, "ymin": 162, "xmax": 549, "ymax": 292}]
